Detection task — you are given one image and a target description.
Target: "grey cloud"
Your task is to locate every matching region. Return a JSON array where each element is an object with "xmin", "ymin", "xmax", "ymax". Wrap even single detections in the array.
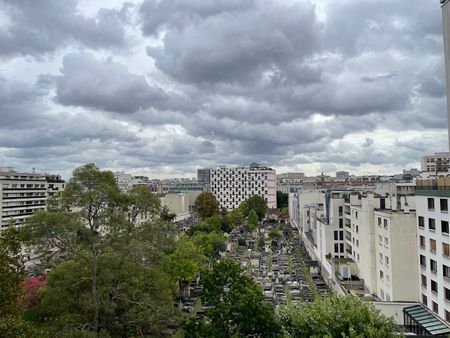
[
  {"xmin": 146, "ymin": 0, "xmax": 319, "ymax": 84},
  {"xmin": 55, "ymin": 53, "xmax": 193, "ymax": 114},
  {"xmin": 0, "ymin": 0, "xmax": 129, "ymax": 57}
]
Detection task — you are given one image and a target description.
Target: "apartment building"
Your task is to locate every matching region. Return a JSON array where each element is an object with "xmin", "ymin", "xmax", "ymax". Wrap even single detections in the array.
[
  {"xmin": 210, "ymin": 163, "xmax": 276, "ymax": 210},
  {"xmin": 197, "ymin": 168, "xmax": 211, "ymax": 185},
  {"xmin": 416, "ymin": 177, "xmax": 450, "ymax": 321},
  {"xmin": 291, "ymin": 185, "xmax": 419, "ymax": 301},
  {"xmin": 421, "ymin": 152, "xmax": 450, "ymax": 174},
  {"xmin": 0, "ymin": 167, "xmax": 49, "ymax": 228}
]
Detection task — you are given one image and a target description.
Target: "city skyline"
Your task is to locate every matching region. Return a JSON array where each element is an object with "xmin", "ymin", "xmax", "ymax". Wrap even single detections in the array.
[{"xmin": 0, "ymin": 0, "xmax": 447, "ymax": 179}]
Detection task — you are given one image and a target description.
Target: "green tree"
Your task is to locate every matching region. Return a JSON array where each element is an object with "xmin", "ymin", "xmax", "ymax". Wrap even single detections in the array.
[
  {"xmin": 240, "ymin": 195, "xmax": 268, "ymax": 221},
  {"xmin": 191, "ymin": 232, "xmax": 226, "ymax": 258},
  {"xmin": 277, "ymin": 191, "xmax": 289, "ymax": 209},
  {"xmin": 185, "ymin": 259, "xmax": 280, "ymax": 337},
  {"xmin": 277, "ymin": 295, "xmax": 398, "ymax": 338},
  {"xmin": 160, "ymin": 206, "xmax": 176, "ymax": 222},
  {"xmin": 194, "ymin": 192, "xmax": 220, "ymax": 220},
  {"xmin": 0, "ymin": 229, "xmax": 36, "ymax": 338},
  {"xmin": 21, "ymin": 164, "xmax": 178, "ymax": 337},
  {"xmin": 226, "ymin": 208, "xmax": 244, "ymax": 229},
  {"xmin": 247, "ymin": 209, "xmax": 258, "ymax": 231}
]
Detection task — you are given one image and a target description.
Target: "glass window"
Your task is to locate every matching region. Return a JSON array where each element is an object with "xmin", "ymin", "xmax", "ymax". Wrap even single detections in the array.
[
  {"xmin": 429, "ymin": 218, "xmax": 436, "ymax": 231},
  {"xmin": 431, "ymin": 259, "xmax": 438, "ymax": 272},
  {"xmin": 444, "ymin": 265, "xmax": 450, "ymax": 278},
  {"xmin": 442, "ymin": 221, "xmax": 449, "ymax": 234},
  {"xmin": 420, "ymin": 255, "xmax": 426, "ymax": 267},
  {"xmin": 441, "ymin": 199, "xmax": 448, "ymax": 212},
  {"xmin": 428, "ymin": 198, "xmax": 435, "ymax": 210},
  {"xmin": 422, "ymin": 294, "xmax": 428, "ymax": 306},
  {"xmin": 383, "ymin": 219, "xmax": 388, "ymax": 229},
  {"xmin": 431, "ymin": 280, "xmax": 438, "ymax": 293},
  {"xmin": 433, "ymin": 301, "xmax": 439, "ymax": 313},
  {"xmin": 420, "ymin": 235, "xmax": 426, "ymax": 248},
  {"xmin": 418, "ymin": 216, "xmax": 425, "ymax": 228},
  {"xmin": 421, "ymin": 274, "xmax": 427, "ymax": 287}
]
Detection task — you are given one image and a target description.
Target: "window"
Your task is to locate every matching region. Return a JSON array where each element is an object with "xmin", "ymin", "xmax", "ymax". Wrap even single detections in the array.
[
  {"xmin": 383, "ymin": 219, "xmax": 388, "ymax": 229},
  {"xmin": 441, "ymin": 199, "xmax": 448, "ymax": 212},
  {"xmin": 339, "ymin": 218, "xmax": 343, "ymax": 228},
  {"xmin": 339, "ymin": 231, "xmax": 344, "ymax": 241},
  {"xmin": 379, "ymin": 253, "xmax": 383, "ymax": 263},
  {"xmin": 356, "ymin": 225, "xmax": 359, "ymax": 233},
  {"xmin": 433, "ymin": 301, "xmax": 439, "ymax": 314},
  {"xmin": 379, "ymin": 235, "xmax": 383, "ymax": 245},
  {"xmin": 431, "ymin": 280, "xmax": 438, "ymax": 293},
  {"xmin": 431, "ymin": 259, "xmax": 438, "ymax": 272},
  {"xmin": 446, "ymin": 288, "xmax": 450, "ymax": 302},
  {"xmin": 420, "ymin": 235, "xmax": 426, "ymax": 248},
  {"xmin": 334, "ymin": 231, "xmax": 338, "ymax": 240},
  {"xmin": 443, "ymin": 221, "xmax": 449, "ymax": 234},
  {"xmin": 421, "ymin": 274, "xmax": 427, "ymax": 287},
  {"xmin": 428, "ymin": 198, "xmax": 435, "ymax": 210},
  {"xmin": 385, "ymin": 237, "xmax": 389, "ymax": 247},
  {"xmin": 380, "ymin": 270, "xmax": 384, "ymax": 279},
  {"xmin": 385, "ymin": 256, "xmax": 389, "ymax": 267},
  {"xmin": 339, "ymin": 206, "xmax": 343, "ymax": 216},
  {"xmin": 378, "ymin": 217, "xmax": 382, "ymax": 226},
  {"xmin": 429, "ymin": 218, "xmax": 436, "ymax": 231},
  {"xmin": 334, "ymin": 243, "xmax": 339, "ymax": 253},
  {"xmin": 418, "ymin": 216, "xmax": 425, "ymax": 228},
  {"xmin": 430, "ymin": 239, "xmax": 437, "ymax": 253},
  {"xmin": 422, "ymin": 294, "xmax": 428, "ymax": 306},
  {"xmin": 339, "ymin": 243, "xmax": 344, "ymax": 253},
  {"xmin": 444, "ymin": 265, "xmax": 450, "ymax": 278},
  {"xmin": 446, "ymin": 310, "xmax": 450, "ymax": 323},
  {"xmin": 444, "ymin": 243, "xmax": 450, "ymax": 257},
  {"xmin": 420, "ymin": 255, "xmax": 426, "ymax": 267},
  {"xmin": 356, "ymin": 239, "xmax": 359, "ymax": 247}
]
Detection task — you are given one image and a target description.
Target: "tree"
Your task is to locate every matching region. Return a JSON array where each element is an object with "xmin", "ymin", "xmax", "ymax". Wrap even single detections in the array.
[
  {"xmin": 21, "ymin": 164, "xmax": 179, "ymax": 337},
  {"xmin": 20, "ymin": 275, "xmax": 46, "ymax": 310},
  {"xmin": 226, "ymin": 208, "xmax": 244, "ymax": 229},
  {"xmin": 190, "ymin": 232, "xmax": 226, "ymax": 258},
  {"xmin": 277, "ymin": 191, "xmax": 289, "ymax": 209},
  {"xmin": 277, "ymin": 295, "xmax": 398, "ymax": 338},
  {"xmin": 160, "ymin": 206, "xmax": 176, "ymax": 222},
  {"xmin": 280, "ymin": 207, "xmax": 289, "ymax": 221},
  {"xmin": 185, "ymin": 259, "xmax": 280, "ymax": 337},
  {"xmin": 240, "ymin": 195, "xmax": 268, "ymax": 221},
  {"xmin": 247, "ymin": 209, "xmax": 258, "ymax": 231},
  {"xmin": 194, "ymin": 192, "xmax": 220, "ymax": 220},
  {"xmin": 0, "ymin": 229, "xmax": 36, "ymax": 337}
]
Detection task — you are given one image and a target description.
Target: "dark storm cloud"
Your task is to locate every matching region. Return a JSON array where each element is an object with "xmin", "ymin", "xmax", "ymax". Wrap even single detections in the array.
[
  {"xmin": 145, "ymin": 0, "xmax": 319, "ymax": 84},
  {"xmin": 55, "ymin": 53, "xmax": 193, "ymax": 114},
  {"xmin": 0, "ymin": 0, "xmax": 130, "ymax": 57}
]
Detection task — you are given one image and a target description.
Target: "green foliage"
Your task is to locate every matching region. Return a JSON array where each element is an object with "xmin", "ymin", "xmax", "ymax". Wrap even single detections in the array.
[
  {"xmin": 165, "ymin": 237, "xmax": 206, "ymax": 283},
  {"xmin": 0, "ymin": 229, "xmax": 37, "ymax": 338},
  {"xmin": 277, "ymin": 191, "xmax": 289, "ymax": 209},
  {"xmin": 238, "ymin": 237, "xmax": 247, "ymax": 247},
  {"xmin": 190, "ymin": 231, "xmax": 226, "ymax": 257},
  {"xmin": 257, "ymin": 237, "xmax": 265, "ymax": 249},
  {"xmin": 240, "ymin": 195, "xmax": 268, "ymax": 221},
  {"xmin": 160, "ymin": 205, "xmax": 176, "ymax": 222},
  {"xmin": 20, "ymin": 164, "xmax": 178, "ymax": 337},
  {"xmin": 280, "ymin": 207, "xmax": 289, "ymax": 220},
  {"xmin": 277, "ymin": 296, "xmax": 398, "ymax": 338},
  {"xmin": 226, "ymin": 208, "xmax": 244, "ymax": 228},
  {"xmin": 268, "ymin": 229, "xmax": 281, "ymax": 240},
  {"xmin": 247, "ymin": 209, "xmax": 258, "ymax": 231},
  {"xmin": 185, "ymin": 259, "xmax": 280, "ymax": 338},
  {"xmin": 194, "ymin": 192, "xmax": 220, "ymax": 220}
]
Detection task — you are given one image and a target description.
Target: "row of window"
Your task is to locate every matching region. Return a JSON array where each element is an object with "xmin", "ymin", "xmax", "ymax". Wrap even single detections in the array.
[
  {"xmin": 379, "ymin": 253, "xmax": 390, "ymax": 267},
  {"xmin": 422, "ymin": 274, "xmax": 450, "ymax": 300},
  {"xmin": 428, "ymin": 198, "xmax": 448, "ymax": 212},
  {"xmin": 419, "ymin": 236, "xmax": 450, "ymax": 256},
  {"xmin": 418, "ymin": 216, "xmax": 449, "ymax": 234}
]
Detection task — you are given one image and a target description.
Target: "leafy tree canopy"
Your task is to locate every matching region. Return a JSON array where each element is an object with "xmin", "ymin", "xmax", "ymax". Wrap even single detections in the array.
[
  {"xmin": 277, "ymin": 191, "xmax": 289, "ymax": 209},
  {"xmin": 240, "ymin": 195, "xmax": 268, "ymax": 221},
  {"xmin": 247, "ymin": 209, "xmax": 258, "ymax": 231},
  {"xmin": 277, "ymin": 295, "xmax": 398, "ymax": 338},
  {"xmin": 185, "ymin": 259, "xmax": 280, "ymax": 338},
  {"xmin": 194, "ymin": 192, "xmax": 220, "ymax": 220}
]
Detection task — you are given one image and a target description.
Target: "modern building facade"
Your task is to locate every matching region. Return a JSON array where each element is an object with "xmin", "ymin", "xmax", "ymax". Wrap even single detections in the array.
[
  {"xmin": 210, "ymin": 163, "xmax": 276, "ymax": 210},
  {"xmin": 0, "ymin": 167, "xmax": 64, "ymax": 229},
  {"xmin": 421, "ymin": 152, "xmax": 450, "ymax": 174},
  {"xmin": 197, "ymin": 168, "xmax": 211, "ymax": 185}
]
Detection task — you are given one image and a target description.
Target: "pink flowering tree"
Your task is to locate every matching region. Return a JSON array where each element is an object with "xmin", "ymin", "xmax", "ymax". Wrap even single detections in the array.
[{"xmin": 20, "ymin": 275, "xmax": 46, "ymax": 309}]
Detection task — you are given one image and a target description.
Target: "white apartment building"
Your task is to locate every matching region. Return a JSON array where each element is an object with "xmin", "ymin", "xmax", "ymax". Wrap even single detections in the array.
[
  {"xmin": 421, "ymin": 152, "xmax": 450, "ymax": 174},
  {"xmin": 416, "ymin": 177, "xmax": 450, "ymax": 322},
  {"xmin": 291, "ymin": 185, "xmax": 419, "ymax": 301},
  {"xmin": 210, "ymin": 163, "xmax": 276, "ymax": 210},
  {"xmin": 0, "ymin": 167, "xmax": 49, "ymax": 228}
]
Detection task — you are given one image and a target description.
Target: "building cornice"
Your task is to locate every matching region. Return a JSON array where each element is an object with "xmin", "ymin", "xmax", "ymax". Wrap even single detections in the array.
[{"xmin": 442, "ymin": 0, "xmax": 450, "ymax": 7}]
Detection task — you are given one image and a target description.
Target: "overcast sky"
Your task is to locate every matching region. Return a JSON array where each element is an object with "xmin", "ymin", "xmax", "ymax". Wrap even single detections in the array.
[{"xmin": 0, "ymin": 0, "xmax": 447, "ymax": 179}]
